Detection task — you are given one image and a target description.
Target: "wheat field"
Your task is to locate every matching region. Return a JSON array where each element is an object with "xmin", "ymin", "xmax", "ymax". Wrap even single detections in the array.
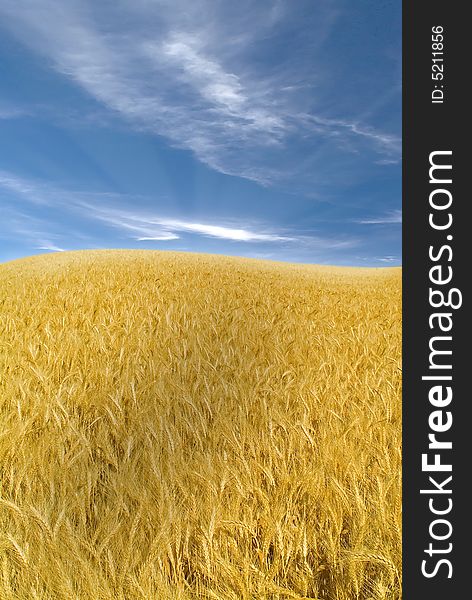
[{"xmin": 0, "ymin": 250, "xmax": 401, "ymax": 600}]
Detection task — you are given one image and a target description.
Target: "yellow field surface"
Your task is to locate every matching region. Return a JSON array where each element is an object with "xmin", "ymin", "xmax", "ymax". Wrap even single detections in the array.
[{"xmin": 0, "ymin": 250, "xmax": 401, "ymax": 600}]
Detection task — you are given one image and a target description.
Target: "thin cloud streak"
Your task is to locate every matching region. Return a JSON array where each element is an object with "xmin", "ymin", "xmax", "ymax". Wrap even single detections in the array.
[
  {"xmin": 78, "ymin": 204, "xmax": 302, "ymax": 244},
  {"xmin": 144, "ymin": 219, "xmax": 295, "ymax": 242},
  {"xmin": 356, "ymin": 210, "xmax": 402, "ymax": 225},
  {"xmin": 36, "ymin": 242, "xmax": 66, "ymax": 252},
  {"xmin": 377, "ymin": 256, "xmax": 399, "ymax": 263},
  {"xmin": 305, "ymin": 115, "xmax": 400, "ymax": 155}
]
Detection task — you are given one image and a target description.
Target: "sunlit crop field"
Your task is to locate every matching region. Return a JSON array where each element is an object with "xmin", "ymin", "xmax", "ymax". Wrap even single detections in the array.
[{"xmin": 0, "ymin": 250, "xmax": 401, "ymax": 600}]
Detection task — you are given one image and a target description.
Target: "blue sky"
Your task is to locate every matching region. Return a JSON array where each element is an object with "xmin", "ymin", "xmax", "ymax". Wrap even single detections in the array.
[{"xmin": 0, "ymin": 0, "xmax": 401, "ymax": 266}]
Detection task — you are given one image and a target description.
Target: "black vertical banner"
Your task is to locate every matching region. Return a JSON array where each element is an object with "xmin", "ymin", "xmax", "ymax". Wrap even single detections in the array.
[{"xmin": 403, "ymin": 2, "xmax": 467, "ymax": 598}]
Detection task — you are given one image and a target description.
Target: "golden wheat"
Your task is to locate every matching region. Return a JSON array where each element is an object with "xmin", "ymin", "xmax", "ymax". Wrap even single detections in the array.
[{"xmin": 0, "ymin": 250, "xmax": 401, "ymax": 599}]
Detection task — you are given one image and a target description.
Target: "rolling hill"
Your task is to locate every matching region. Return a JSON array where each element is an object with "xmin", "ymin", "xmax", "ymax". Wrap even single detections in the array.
[{"xmin": 0, "ymin": 250, "xmax": 401, "ymax": 600}]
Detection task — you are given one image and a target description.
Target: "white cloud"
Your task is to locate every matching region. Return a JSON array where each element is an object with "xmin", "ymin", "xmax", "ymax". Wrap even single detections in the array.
[
  {"xmin": 303, "ymin": 114, "xmax": 400, "ymax": 156},
  {"xmin": 160, "ymin": 35, "xmax": 247, "ymax": 113},
  {"xmin": 136, "ymin": 234, "xmax": 180, "ymax": 241},
  {"xmin": 155, "ymin": 32, "xmax": 285, "ymax": 134},
  {"xmin": 77, "ymin": 203, "xmax": 296, "ymax": 243},
  {"xmin": 144, "ymin": 219, "xmax": 293, "ymax": 242},
  {"xmin": 377, "ymin": 255, "xmax": 399, "ymax": 263},
  {"xmin": 357, "ymin": 209, "xmax": 402, "ymax": 225},
  {"xmin": 1, "ymin": 171, "xmax": 291, "ymax": 244},
  {"xmin": 36, "ymin": 242, "xmax": 66, "ymax": 252},
  {"xmin": 0, "ymin": 170, "xmax": 358, "ymax": 252},
  {"xmin": 0, "ymin": 0, "xmax": 400, "ymax": 187},
  {"xmin": 356, "ymin": 255, "xmax": 400, "ymax": 264},
  {"xmin": 77, "ymin": 203, "xmax": 359, "ymax": 250}
]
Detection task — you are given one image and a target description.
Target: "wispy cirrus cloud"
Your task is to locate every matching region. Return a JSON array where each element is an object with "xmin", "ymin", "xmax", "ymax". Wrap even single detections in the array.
[
  {"xmin": 81, "ymin": 203, "xmax": 359, "ymax": 249},
  {"xmin": 0, "ymin": 171, "xmax": 44, "ymax": 198},
  {"xmin": 0, "ymin": 203, "xmax": 68, "ymax": 253},
  {"xmin": 356, "ymin": 209, "xmax": 402, "ymax": 225},
  {"xmin": 0, "ymin": 170, "xmax": 358, "ymax": 252},
  {"xmin": 303, "ymin": 115, "xmax": 400, "ymax": 156},
  {"xmin": 83, "ymin": 205, "xmax": 294, "ymax": 243},
  {"xmin": 0, "ymin": 0, "xmax": 400, "ymax": 188}
]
